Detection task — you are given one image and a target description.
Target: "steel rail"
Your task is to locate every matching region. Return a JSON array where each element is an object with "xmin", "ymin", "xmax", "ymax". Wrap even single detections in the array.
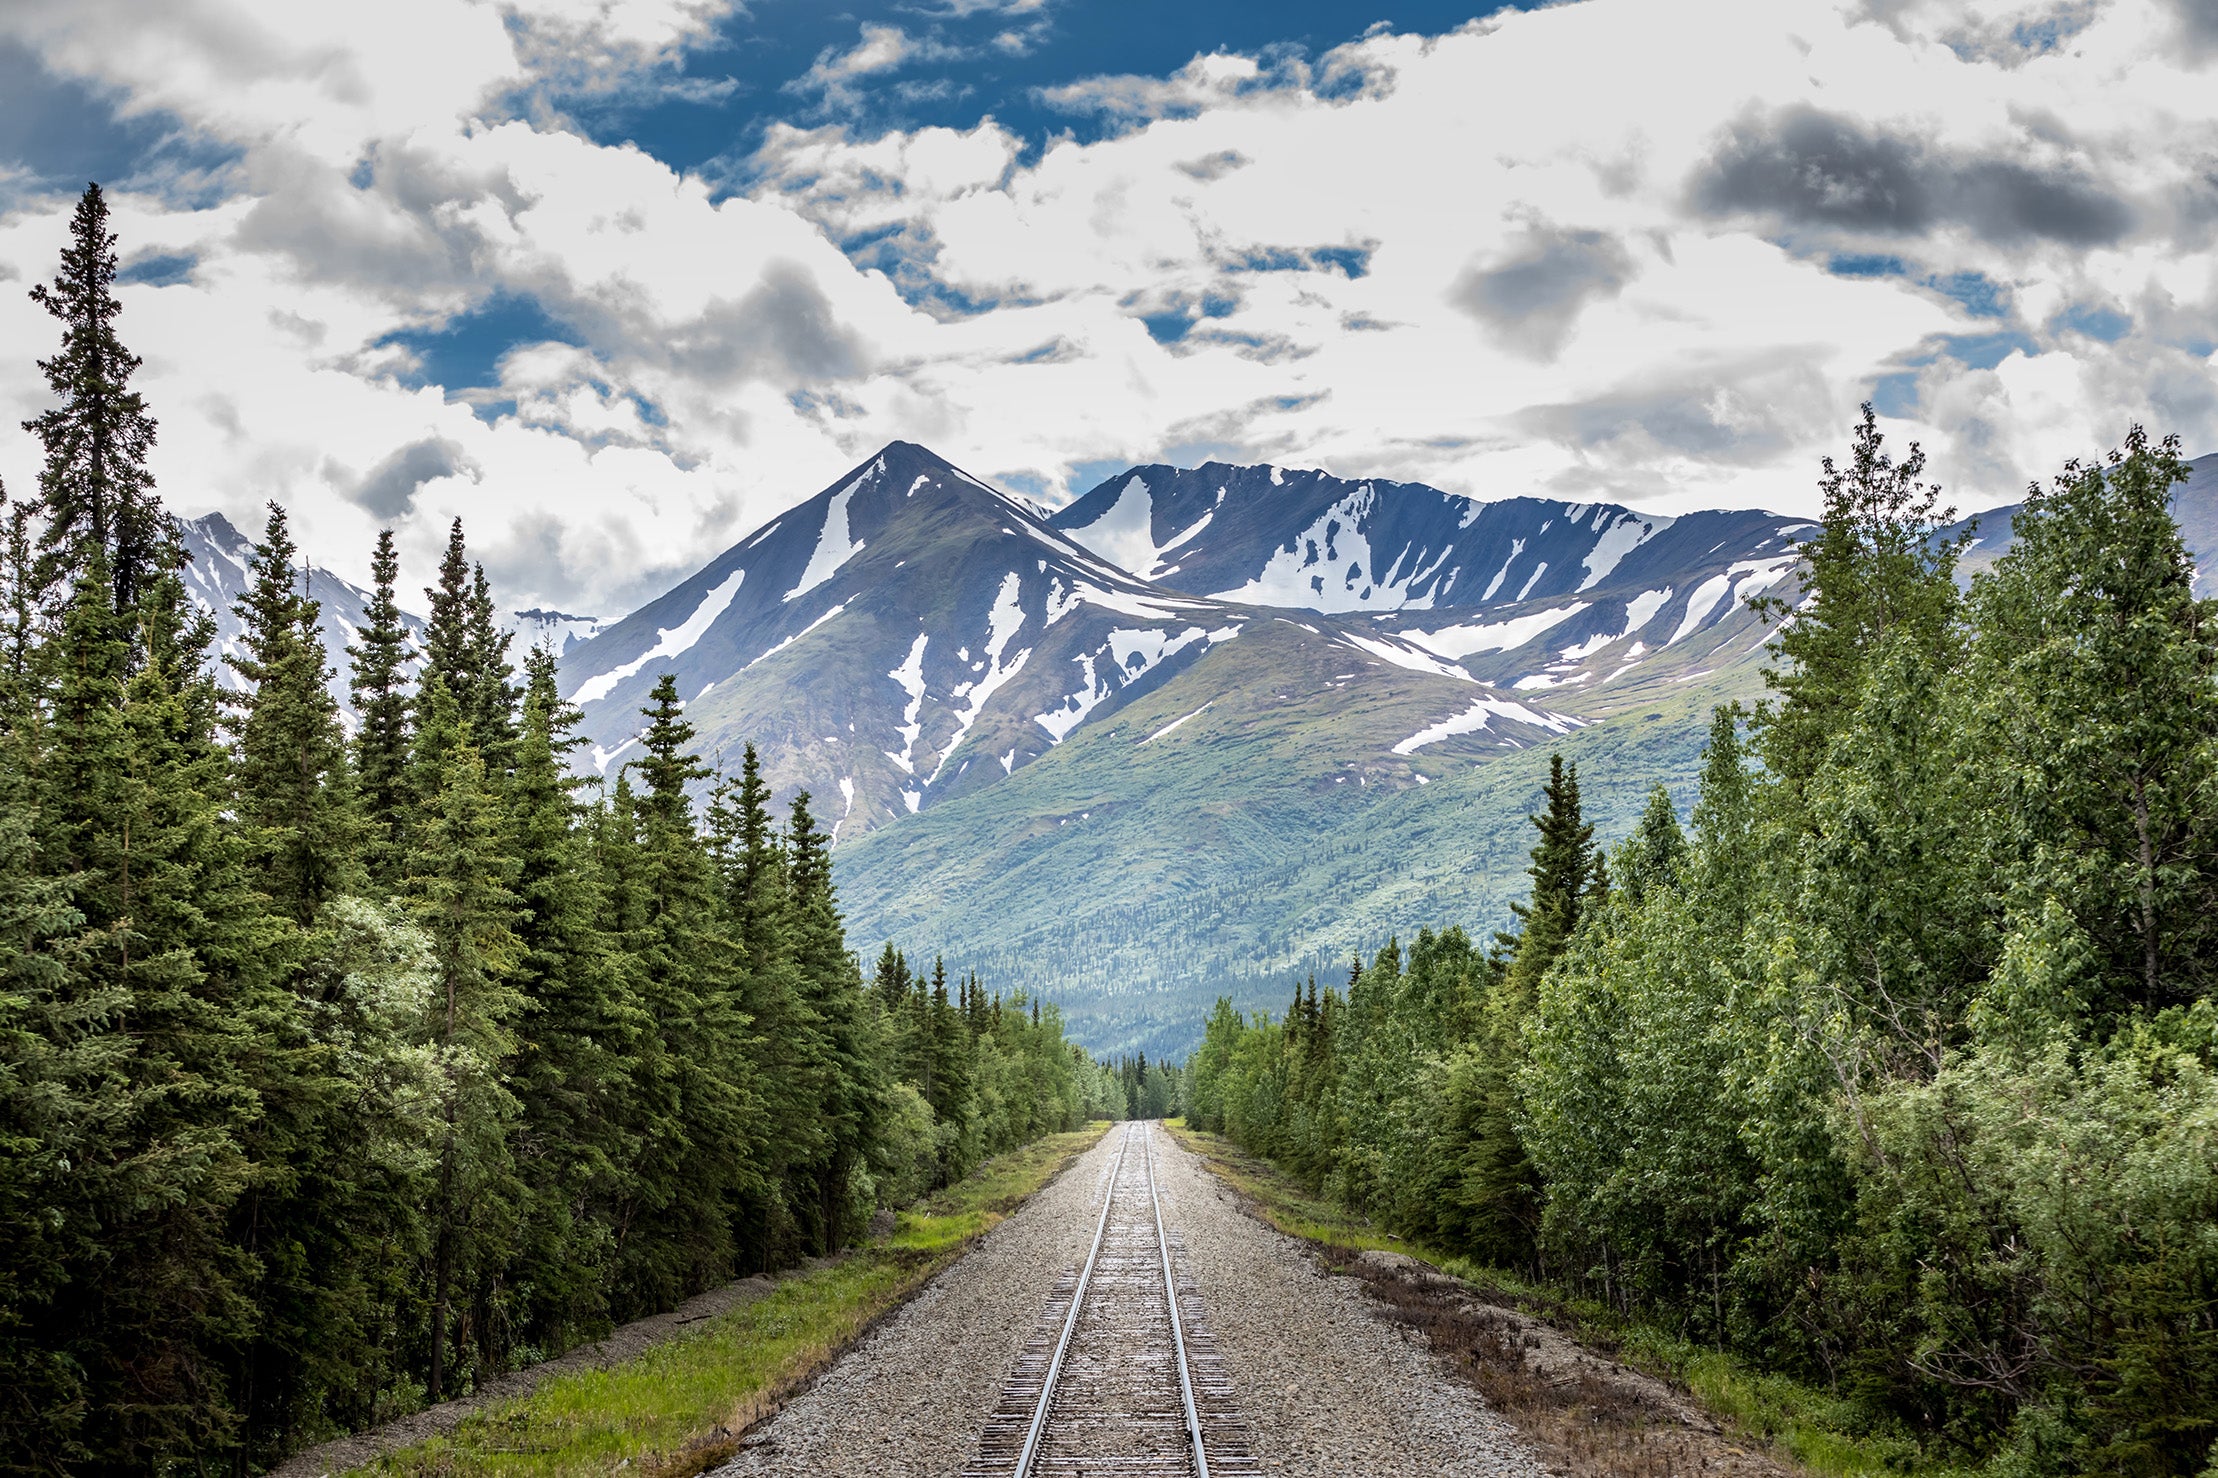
[
  {"xmin": 1145, "ymin": 1123, "xmax": 1212, "ymax": 1478},
  {"xmin": 1011, "ymin": 1122, "xmax": 1133, "ymax": 1478}
]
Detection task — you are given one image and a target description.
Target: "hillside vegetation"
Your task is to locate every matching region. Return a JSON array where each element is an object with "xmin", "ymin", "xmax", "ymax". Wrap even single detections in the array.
[{"xmin": 1186, "ymin": 413, "xmax": 2218, "ymax": 1476}]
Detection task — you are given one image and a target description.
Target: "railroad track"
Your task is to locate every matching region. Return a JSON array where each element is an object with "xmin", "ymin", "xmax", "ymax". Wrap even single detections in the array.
[{"xmin": 965, "ymin": 1122, "xmax": 1258, "ymax": 1478}]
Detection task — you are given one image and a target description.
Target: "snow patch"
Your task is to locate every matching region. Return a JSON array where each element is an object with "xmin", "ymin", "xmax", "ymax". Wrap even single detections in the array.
[
  {"xmin": 744, "ymin": 601, "xmax": 848, "ymax": 672},
  {"xmin": 1669, "ymin": 574, "xmax": 1734, "ymax": 644},
  {"xmin": 784, "ymin": 479, "xmax": 868, "ymax": 601},
  {"xmin": 1405, "ymin": 603, "xmax": 1589, "ymax": 659},
  {"xmin": 1208, "ymin": 483, "xmax": 1438, "ymax": 612},
  {"xmin": 925, "ymin": 574, "xmax": 1031, "ymax": 784},
  {"xmin": 592, "ymin": 736, "xmax": 638, "ymax": 774},
  {"xmin": 1480, "ymin": 540, "xmax": 1525, "ymax": 601},
  {"xmin": 1577, "ymin": 512, "xmax": 1674, "ymax": 591},
  {"xmin": 1339, "ymin": 633, "xmax": 1477, "ymax": 682},
  {"xmin": 573, "ymin": 567, "xmax": 746, "ymax": 706},
  {"xmin": 1142, "ymin": 701, "xmax": 1213, "ymax": 744},
  {"xmin": 1393, "ymin": 696, "xmax": 1573, "ymax": 753},
  {"xmin": 884, "ymin": 633, "xmax": 929, "ymax": 774},
  {"xmin": 1623, "ymin": 587, "xmax": 1675, "ymax": 635},
  {"xmin": 1035, "ymin": 653, "xmax": 1108, "ymax": 742},
  {"xmin": 1062, "ymin": 474, "xmax": 1169, "ymax": 575}
]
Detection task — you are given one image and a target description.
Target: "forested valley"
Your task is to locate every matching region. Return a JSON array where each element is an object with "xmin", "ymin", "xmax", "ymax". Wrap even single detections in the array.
[
  {"xmin": 1186, "ymin": 413, "xmax": 2218, "ymax": 1476},
  {"xmin": 0, "ymin": 187, "xmax": 1132, "ymax": 1474}
]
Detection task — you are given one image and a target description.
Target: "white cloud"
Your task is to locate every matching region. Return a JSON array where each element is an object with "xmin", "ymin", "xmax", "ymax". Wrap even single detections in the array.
[{"xmin": 0, "ymin": 0, "xmax": 2214, "ymax": 624}]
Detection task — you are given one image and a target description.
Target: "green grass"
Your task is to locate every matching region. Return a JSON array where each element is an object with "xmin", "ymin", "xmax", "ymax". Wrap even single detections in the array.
[
  {"xmin": 360, "ymin": 1124, "xmax": 1111, "ymax": 1478},
  {"xmin": 1166, "ymin": 1123, "xmax": 1981, "ymax": 1478}
]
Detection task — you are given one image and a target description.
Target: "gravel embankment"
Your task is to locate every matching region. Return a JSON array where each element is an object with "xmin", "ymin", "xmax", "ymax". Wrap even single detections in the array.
[
  {"xmin": 718, "ymin": 1124, "xmax": 1547, "ymax": 1478},
  {"xmin": 715, "ymin": 1128, "xmax": 1127, "ymax": 1477},
  {"xmin": 1149, "ymin": 1126, "xmax": 1548, "ymax": 1478}
]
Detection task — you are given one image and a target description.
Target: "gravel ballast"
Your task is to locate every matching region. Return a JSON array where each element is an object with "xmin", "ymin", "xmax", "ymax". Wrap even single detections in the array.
[{"xmin": 717, "ymin": 1123, "xmax": 1547, "ymax": 1478}]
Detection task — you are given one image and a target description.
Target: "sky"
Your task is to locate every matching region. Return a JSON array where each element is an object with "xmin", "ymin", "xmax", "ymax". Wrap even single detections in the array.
[{"xmin": 1, "ymin": 0, "xmax": 2215, "ymax": 617}]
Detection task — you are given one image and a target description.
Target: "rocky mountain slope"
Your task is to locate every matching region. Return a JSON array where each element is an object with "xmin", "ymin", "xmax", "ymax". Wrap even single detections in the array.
[
  {"xmin": 559, "ymin": 442, "xmax": 1579, "ymax": 843},
  {"xmin": 552, "ymin": 444, "xmax": 1797, "ymax": 1049}
]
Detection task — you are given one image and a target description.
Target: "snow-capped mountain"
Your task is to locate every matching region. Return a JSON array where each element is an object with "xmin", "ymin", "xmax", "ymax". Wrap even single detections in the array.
[
  {"xmin": 557, "ymin": 441, "xmax": 1580, "ymax": 842},
  {"xmin": 178, "ymin": 513, "xmax": 604, "ymax": 713},
  {"xmin": 1051, "ymin": 461, "xmax": 1813, "ymax": 715},
  {"xmin": 1052, "ymin": 461, "xmax": 1809, "ymax": 615}
]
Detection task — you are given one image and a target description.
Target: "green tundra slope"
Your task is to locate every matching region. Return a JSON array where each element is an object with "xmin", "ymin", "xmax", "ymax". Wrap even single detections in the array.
[{"xmin": 836, "ymin": 613, "xmax": 1767, "ymax": 1056}]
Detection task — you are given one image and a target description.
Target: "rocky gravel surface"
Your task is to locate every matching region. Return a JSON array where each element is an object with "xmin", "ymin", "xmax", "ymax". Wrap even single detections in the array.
[{"xmin": 716, "ymin": 1123, "xmax": 1548, "ymax": 1478}]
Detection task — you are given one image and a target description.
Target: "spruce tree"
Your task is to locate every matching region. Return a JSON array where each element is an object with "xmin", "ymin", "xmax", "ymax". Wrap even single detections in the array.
[
  {"xmin": 0, "ymin": 708, "xmax": 95, "ymax": 1464},
  {"xmin": 465, "ymin": 563, "xmax": 519, "ymax": 766},
  {"xmin": 1970, "ymin": 427, "xmax": 2218, "ymax": 1016},
  {"xmin": 786, "ymin": 792, "xmax": 880, "ymax": 1250},
  {"xmin": 0, "ymin": 492, "xmax": 38, "ymax": 724},
  {"xmin": 228, "ymin": 502, "xmax": 362, "ymax": 923},
  {"xmin": 404, "ymin": 676, "xmax": 524, "ymax": 1401},
  {"xmin": 717, "ymin": 740, "xmax": 824, "ymax": 1268},
  {"xmin": 37, "ymin": 558, "xmax": 275, "ymax": 1466},
  {"xmin": 421, "ymin": 520, "xmax": 474, "ymax": 721},
  {"xmin": 349, "ymin": 528, "xmax": 413, "ymax": 881},
  {"xmin": 1618, "ymin": 784, "xmax": 1687, "ymax": 907},
  {"xmin": 620, "ymin": 677, "xmax": 758, "ymax": 1298},
  {"xmin": 507, "ymin": 645, "xmax": 639, "ymax": 1344},
  {"xmin": 22, "ymin": 183, "xmax": 166, "ymax": 615},
  {"xmin": 1451, "ymin": 754, "xmax": 1603, "ymax": 1270}
]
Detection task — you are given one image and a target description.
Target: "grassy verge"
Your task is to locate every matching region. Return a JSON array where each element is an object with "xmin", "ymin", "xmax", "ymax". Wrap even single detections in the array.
[
  {"xmin": 360, "ymin": 1124, "xmax": 1111, "ymax": 1478},
  {"xmin": 1166, "ymin": 1122, "xmax": 1976, "ymax": 1478}
]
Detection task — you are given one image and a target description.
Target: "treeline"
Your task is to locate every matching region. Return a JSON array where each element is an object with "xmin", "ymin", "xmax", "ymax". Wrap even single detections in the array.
[
  {"xmin": 1187, "ymin": 410, "xmax": 2218, "ymax": 1476},
  {"xmin": 0, "ymin": 185, "xmax": 1108, "ymax": 1474}
]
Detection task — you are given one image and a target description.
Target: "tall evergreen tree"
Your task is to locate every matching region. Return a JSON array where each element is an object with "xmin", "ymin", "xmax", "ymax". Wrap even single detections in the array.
[
  {"xmin": 349, "ymin": 529, "xmax": 413, "ymax": 880},
  {"xmin": 464, "ymin": 564, "xmax": 519, "ymax": 767},
  {"xmin": 403, "ymin": 676, "xmax": 523, "ymax": 1402},
  {"xmin": 36, "ymin": 558, "xmax": 275, "ymax": 1467},
  {"xmin": 0, "ymin": 492, "xmax": 38, "ymax": 724},
  {"xmin": 506, "ymin": 646, "xmax": 638, "ymax": 1345},
  {"xmin": 421, "ymin": 521, "xmax": 474, "ymax": 723},
  {"xmin": 1970, "ymin": 427, "xmax": 2218, "ymax": 1017},
  {"xmin": 619, "ymin": 677, "xmax": 758, "ymax": 1298},
  {"xmin": 21, "ymin": 183, "xmax": 166, "ymax": 615},
  {"xmin": 227, "ymin": 503, "xmax": 362, "ymax": 924},
  {"xmin": 785, "ymin": 793, "xmax": 881, "ymax": 1250}
]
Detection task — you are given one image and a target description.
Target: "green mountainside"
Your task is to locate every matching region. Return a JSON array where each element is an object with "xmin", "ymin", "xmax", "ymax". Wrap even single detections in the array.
[{"xmin": 836, "ymin": 621, "xmax": 1764, "ymax": 1055}]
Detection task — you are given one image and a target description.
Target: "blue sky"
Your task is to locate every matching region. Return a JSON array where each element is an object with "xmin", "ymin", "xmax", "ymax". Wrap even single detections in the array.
[
  {"xmin": 0, "ymin": 0, "xmax": 2213, "ymax": 615},
  {"xmin": 547, "ymin": 2, "xmax": 1532, "ymax": 172}
]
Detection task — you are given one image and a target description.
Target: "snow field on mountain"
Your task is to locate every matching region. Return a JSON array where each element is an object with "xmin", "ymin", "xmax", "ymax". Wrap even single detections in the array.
[
  {"xmin": 785, "ymin": 471, "xmax": 871, "ymax": 601},
  {"xmin": 1575, "ymin": 508, "xmax": 1675, "ymax": 591},
  {"xmin": 1210, "ymin": 483, "xmax": 1452, "ymax": 613},
  {"xmin": 884, "ymin": 633, "xmax": 929, "ymax": 776},
  {"xmin": 573, "ymin": 566, "xmax": 746, "ymax": 705},
  {"xmin": 1407, "ymin": 603, "xmax": 1590, "ymax": 659},
  {"xmin": 1391, "ymin": 695, "xmax": 1577, "ymax": 754},
  {"xmin": 926, "ymin": 574, "xmax": 1031, "ymax": 785}
]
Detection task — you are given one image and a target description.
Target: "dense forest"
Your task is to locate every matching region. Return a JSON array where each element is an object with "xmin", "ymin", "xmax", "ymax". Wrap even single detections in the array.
[
  {"xmin": 1187, "ymin": 411, "xmax": 2218, "ymax": 1476},
  {"xmin": 0, "ymin": 186, "xmax": 1127, "ymax": 1474}
]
